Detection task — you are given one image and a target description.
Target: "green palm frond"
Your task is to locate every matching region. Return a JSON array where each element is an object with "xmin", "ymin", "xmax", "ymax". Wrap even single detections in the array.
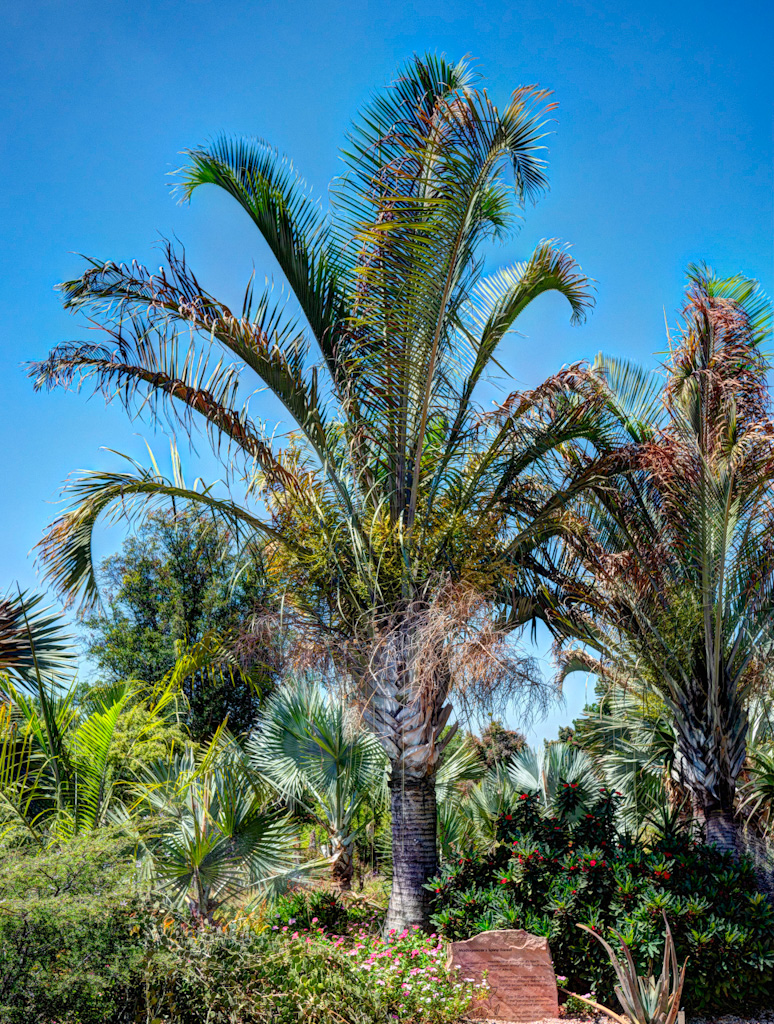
[
  {"xmin": 137, "ymin": 736, "xmax": 303, "ymax": 915},
  {"xmin": 0, "ymin": 590, "xmax": 74, "ymax": 689}
]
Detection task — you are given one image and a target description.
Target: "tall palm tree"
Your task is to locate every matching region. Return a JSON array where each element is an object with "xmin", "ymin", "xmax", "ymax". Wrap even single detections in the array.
[
  {"xmin": 248, "ymin": 681, "xmax": 388, "ymax": 889},
  {"xmin": 30, "ymin": 55, "xmax": 597, "ymax": 927},
  {"xmin": 555, "ymin": 266, "xmax": 774, "ymax": 853}
]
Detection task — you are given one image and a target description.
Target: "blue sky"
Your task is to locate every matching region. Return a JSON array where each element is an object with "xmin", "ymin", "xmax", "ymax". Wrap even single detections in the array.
[{"xmin": 1, "ymin": 0, "xmax": 772, "ymax": 740}]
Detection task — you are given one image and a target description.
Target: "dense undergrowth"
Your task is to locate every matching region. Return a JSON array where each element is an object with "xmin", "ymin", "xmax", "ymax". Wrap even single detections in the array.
[
  {"xmin": 0, "ymin": 834, "xmax": 472, "ymax": 1024},
  {"xmin": 428, "ymin": 788, "xmax": 774, "ymax": 1014}
]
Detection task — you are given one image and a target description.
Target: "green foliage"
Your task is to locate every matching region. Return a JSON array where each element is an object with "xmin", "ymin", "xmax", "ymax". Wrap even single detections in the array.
[
  {"xmin": 271, "ymin": 887, "xmax": 382, "ymax": 932},
  {"xmin": 428, "ymin": 788, "xmax": 774, "ymax": 1014},
  {"xmin": 143, "ymin": 916, "xmax": 475, "ymax": 1024},
  {"xmin": 0, "ymin": 831, "xmax": 149, "ymax": 1024},
  {"xmin": 0, "ymin": 673, "xmax": 177, "ymax": 844},
  {"xmin": 103, "ymin": 700, "xmax": 189, "ymax": 778},
  {"xmin": 84, "ymin": 509, "xmax": 279, "ymax": 738},
  {"xmin": 469, "ymin": 719, "xmax": 526, "ymax": 769}
]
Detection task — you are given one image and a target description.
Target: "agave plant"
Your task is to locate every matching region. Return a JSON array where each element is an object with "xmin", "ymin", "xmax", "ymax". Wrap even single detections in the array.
[
  {"xmin": 555, "ymin": 267, "xmax": 774, "ymax": 853},
  {"xmin": 31, "ymin": 54, "xmax": 601, "ymax": 927},
  {"xmin": 247, "ymin": 682, "xmax": 388, "ymax": 889},
  {"xmin": 564, "ymin": 917, "xmax": 687, "ymax": 1024}
]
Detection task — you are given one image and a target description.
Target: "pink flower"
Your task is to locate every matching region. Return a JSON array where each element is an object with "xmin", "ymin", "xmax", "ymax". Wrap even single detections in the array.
[{"xmin": 311, "ymin": 917, "xmax": 318, "ymax": 924}]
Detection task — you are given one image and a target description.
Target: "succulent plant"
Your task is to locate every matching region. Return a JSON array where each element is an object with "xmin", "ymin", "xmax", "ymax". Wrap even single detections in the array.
[{"xmin": 561, "ymin": 913, "xmax": 687, "ymax": 1024}]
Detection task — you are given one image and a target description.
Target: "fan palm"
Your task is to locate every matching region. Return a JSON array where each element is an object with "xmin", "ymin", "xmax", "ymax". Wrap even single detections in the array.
[
  {"xmin": 248, "ymin": 681, "xmax": 388, "ymax": 889},
  {"xmin": 555, "ymin": 266, "xmax": 774, "ymax": 853},
  {"xmin": 31, "ymin": 54, "xmax": 598, "ymax": 926},
  {"xmin": 566, "ymin": 684, "xmax": 677, "ymax": 829},
  {"xmin": 134, "ymin": 734, "xmax": 300, "ymax": 918},
  {"xmin": 508, "ymin": 740, "xmax": 601, "ymax": 819}
]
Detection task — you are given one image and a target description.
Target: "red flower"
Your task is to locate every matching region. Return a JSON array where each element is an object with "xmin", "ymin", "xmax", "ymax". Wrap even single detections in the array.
[
  {"xmin": 505, "ymin": 814, "xmax": 512, "ymax": 820},
  {"xmin": 500, "ymin": 878, "xmax": 508, "ymax": 885},
  {"xmin": 662, "ymin": 872, "xmax": 671, "ymax": 880},
  {"xmin": 589, "ymin": 859, "xmax": 597, "ymax": 866},
  {"xmin": 520, "ymin": 794, "xmax": 528, "ymax": 801}
]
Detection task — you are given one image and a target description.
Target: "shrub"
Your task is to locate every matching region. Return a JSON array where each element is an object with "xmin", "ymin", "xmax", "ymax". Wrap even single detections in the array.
[
  {"xmin": 144, "ymin": 915, "xmax": 475, "ymax": 1023},
  {"xmin": 427, "ymin": 789, "xmax": 774, "ymax": 1015},
  {"xmin": 0, "ymin": 831, "xmax": 152, "ymax": 1024},
  {"xmin": 271, "ymin": 886, "xmax": 383, "ymax": 933},
  {"xmin": 0, "ymin": 836, "xmax": 470, "ymax": 1023}
]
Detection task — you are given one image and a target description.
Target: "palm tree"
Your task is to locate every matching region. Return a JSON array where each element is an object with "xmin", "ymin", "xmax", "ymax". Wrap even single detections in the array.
[
  {"xmin": 555, "ymin": 266, "xmax": 774, "ymax": 853},
  {"xmin": 0, "ymin": 589, "xmax": 73, "ymax": 689},
  {"xmin": 30, "ymin": 54, "xmax": 597, "ymax": 927},
  {"xmin": 134, "ymin": 734, "xmax": 300, "ymax": 918},
  {"xmin": 248, "ymin": 681, "xmax": 388, "ymax": 889}
]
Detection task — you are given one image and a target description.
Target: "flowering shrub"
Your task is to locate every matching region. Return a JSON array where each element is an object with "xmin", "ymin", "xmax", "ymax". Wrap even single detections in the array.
[
  {"xmin": 272, "ymin": 886, "xmax": 382, "ymax": 933},
  {"xmin": 427, "ymin": 790, "xmax": 774, "ymax": 1014},
  {"xmin": 144, "ymin": 916, "xmax": 476, "ymax": 1023}
]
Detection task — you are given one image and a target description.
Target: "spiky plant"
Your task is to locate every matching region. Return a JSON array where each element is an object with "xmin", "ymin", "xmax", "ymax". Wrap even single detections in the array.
[
  {"xmin": 564, "ymin": 917, "xmax": 687, "ymax": 1024},
  {"xmin": 0, "ymin": 589, "xmax": 73, "ymax": 689},
  {"xmin": 30, "ymin": 54, "xmax": 599, "ymax": 927},
  {"xmin": 555, "ymin": 266, "xmax": 774, "ymax": 853}
]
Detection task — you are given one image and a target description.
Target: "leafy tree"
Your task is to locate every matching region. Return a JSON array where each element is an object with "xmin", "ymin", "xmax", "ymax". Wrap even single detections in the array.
[
  {"xmin": 470, "ymin": 718, "xmax": 526, "ymax": 768},
  {"xmin": 555, "ymin": 266, "xmax": 774, "ymax": 854},
  {"xmin": 32, "ymin": 54, "xmax": 600, "ymax": 927},
  {"xmin": 85, "ymin": 509, "xmax": 279, "ymax": 739}
]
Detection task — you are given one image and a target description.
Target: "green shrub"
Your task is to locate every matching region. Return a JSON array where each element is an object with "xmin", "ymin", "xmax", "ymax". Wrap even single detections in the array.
[
  {"xmin": 271, "ymin": 886, "xmax": 383, "ymax": 933},
  {"xmin": 144, "ymin": 915, "xmax": 474, "ymax": 1023},
  {"xmin": 0, "ymin": 831, "xmax": 153, "ymax": 1024},
  {"xmin": 427, "ymin": 789, "xmax": 774, "ymax": 1015},
  {"xmin": 0, "ymin": 837, "xmax": 467, "ymax": 1023}
]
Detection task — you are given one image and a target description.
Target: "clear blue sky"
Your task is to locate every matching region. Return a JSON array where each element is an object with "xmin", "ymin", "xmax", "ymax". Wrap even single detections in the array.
[{"xmin": 1, "ymin": 0, "xmax": 772, "ymax": 739}]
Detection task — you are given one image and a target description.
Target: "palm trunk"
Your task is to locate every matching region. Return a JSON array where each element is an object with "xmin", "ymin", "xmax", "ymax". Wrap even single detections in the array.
[
  {"xmin": 385, "ymin": 773, "xmax": 438, "ymax": 932},
  {"xmin": 330, "ymin": 836, "xmax": 354, "ymax": 890},
  {"xmin": 364, "ymin": 614, "xmax": 453, "ymax": 932}
]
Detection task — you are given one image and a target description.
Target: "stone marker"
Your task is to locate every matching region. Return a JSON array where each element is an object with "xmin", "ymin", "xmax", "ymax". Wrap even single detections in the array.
[{"xmin": 449, "ymin": 929, "xmax": 559, "ymax": 1022}]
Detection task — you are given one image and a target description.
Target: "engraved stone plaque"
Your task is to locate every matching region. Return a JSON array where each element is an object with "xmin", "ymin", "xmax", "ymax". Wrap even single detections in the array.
[{"xmin": 449, "ymin": 929, "xmax": 559, "ymax": 1022}]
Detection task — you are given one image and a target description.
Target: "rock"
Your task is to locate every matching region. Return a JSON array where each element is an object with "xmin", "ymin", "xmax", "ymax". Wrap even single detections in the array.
[{"xmin": 449, "ymin": 928, "xmax": 559, "ymax": 1023}]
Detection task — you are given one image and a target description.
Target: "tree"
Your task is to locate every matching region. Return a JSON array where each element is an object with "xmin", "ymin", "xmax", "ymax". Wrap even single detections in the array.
[
  {"xmin": 31, "ymin": 54, "xmax": 598, "ymax": 927},
  {"xmin": 470, "ymin": 719, "xmax": 526, "ymax": 768},
  {"xmin": 555, "ymin": 266, "xmax": 774, "ymax": 853},
  {"xmin": 85, "ymin": 509, "xmax": 279, "ymax": 739},
  {"xmin": 248, "ymin": 681, "xmax": 388, "ymax": 889}
]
